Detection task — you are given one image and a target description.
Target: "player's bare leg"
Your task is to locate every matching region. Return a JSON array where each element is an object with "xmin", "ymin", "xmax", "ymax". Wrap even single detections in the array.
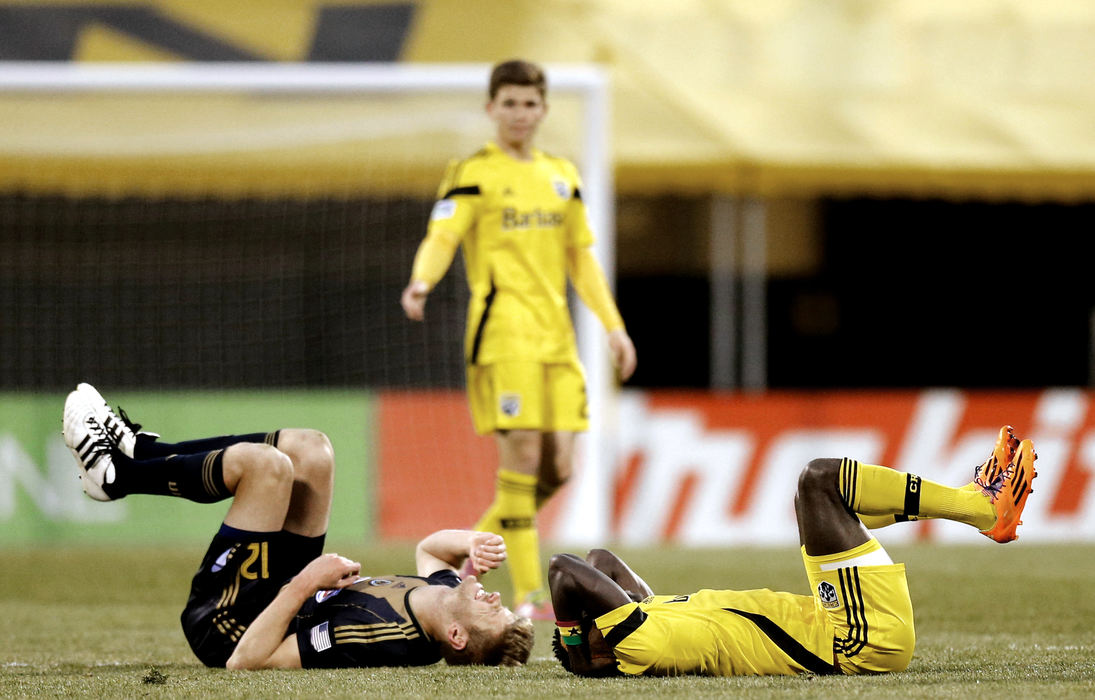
[
  {"xmin": 220, "ymin": 443, "xmax": 295, "ymax": 532},
  {"xmin": 795, "ymin": 459, "xmax": 873, "ymax": 556},
  {"xmin": 536, "ymin": 431, "xmax": 576, "ymax": 508},
  {"xmin": 275, "ymin": 429, "xmax": 335, "ymax": 538}
]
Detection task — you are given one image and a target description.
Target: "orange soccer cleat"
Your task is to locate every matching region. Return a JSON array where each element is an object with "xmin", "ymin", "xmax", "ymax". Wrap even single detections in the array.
[
  {"xmin": 973, "ymin": 425, "xmax": 1020, "ymax": 492},
  {"xmin": 979, "ymin": 438, "xmax": 1037, "ymax": 544}
]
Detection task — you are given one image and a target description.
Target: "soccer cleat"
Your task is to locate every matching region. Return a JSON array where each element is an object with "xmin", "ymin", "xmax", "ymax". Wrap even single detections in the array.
[
  {"xmin": 62, "ymin": 389, "xmax": 119, "ymax": 502},
  {"xmin": 515, "ymin": 592, "xmax": 555, "ymax": 621},
  {"xmin": 75, "ymin": 382, "xmax": 158, "ymax": 458},
  {"xmin": 979, "ymin": 438, "xmax": 1037, "ymax": 543},
  {"xmin": 75, "ymin": 383, "xmax": 137, "ymax": 457},
  {"xmin": 973, "ymin": 425, "xmax": 1020, "ymax": 494}
]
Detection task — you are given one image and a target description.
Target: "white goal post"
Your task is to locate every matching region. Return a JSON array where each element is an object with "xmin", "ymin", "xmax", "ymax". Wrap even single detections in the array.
[{"xmin": 0, "ymin": 61, "xmax": 616, "ymax": 545}]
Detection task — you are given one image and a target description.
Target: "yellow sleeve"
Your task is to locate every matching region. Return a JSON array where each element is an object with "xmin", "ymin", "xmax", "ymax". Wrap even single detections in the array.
[
  {"xmin": 566, "ymin": 166, "xmax": 595, "ymax": 249},
  {"xmin": 410, "ymin": 161, "xmax": 479, "ymax": 287},
  {"xmin": 567, "ymin": 245, "xmax": 625, "ymax": 333}
]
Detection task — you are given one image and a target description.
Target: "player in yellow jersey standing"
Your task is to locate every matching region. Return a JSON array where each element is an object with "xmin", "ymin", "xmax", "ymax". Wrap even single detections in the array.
[{"xmin": 401, "ymin": 59, "xmax": 637, "ymax": 619}]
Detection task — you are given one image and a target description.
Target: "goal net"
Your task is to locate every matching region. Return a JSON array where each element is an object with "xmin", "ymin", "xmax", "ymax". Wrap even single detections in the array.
[{"xmin": 0, "ymin": 62, "xmax": 615, "ymax": 545}]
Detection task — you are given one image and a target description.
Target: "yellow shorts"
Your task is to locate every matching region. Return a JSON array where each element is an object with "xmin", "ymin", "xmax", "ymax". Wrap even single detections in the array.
[
  {"xmin": 594, "ymin": 539, "xmax": 914, "ymax": 677},
  {"xmin": 466, "ymin": 360, "xmax": 588, "ymax": 435},
  {"xmin": 803, "ymin": 539, "xmax": 915, "ymax": 674}
]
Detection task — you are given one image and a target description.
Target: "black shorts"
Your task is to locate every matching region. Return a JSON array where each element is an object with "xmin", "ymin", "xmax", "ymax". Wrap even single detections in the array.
[{"xmin": 180, "ymin": 526, "xmax": 325, "ymax": 667}]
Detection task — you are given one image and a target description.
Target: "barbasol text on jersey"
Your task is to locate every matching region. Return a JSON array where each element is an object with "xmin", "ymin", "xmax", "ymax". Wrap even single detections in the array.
[{"xmin": 502, "ymin": 208, "xmax": 565, "ymax": 230}]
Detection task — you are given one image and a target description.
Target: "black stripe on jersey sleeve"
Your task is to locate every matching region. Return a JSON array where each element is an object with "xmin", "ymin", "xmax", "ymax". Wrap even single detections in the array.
[
  {"xmin": 573, "ymin": 186, "xmax": 582, "ymax": 201},
  {"xmin": 725, "ymin": 608, "xmax": 840, "ymax": 676},
  {"xmin": 603, "ymin": 606, "xmax": 648, "ymax": 648},
  {"xmin": 442, "ymin": 185, "xmax": 481, "ymax": 198}
]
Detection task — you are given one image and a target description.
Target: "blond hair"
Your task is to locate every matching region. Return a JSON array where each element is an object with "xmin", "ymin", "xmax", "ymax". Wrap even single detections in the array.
[{"xmin": 441, "ymin": 618, "xmax": 535, "ymax": 666}]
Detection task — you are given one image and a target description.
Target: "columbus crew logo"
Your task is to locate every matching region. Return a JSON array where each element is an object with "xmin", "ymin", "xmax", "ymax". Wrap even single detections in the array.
[
  {"xmin": 817, "ymin": 581, "xmax": 840, "ymax": 609},
  {"xmin": 552, "ymin": 179, "xmax": 570, "ymax": 199},
  {"xmin": 500, "ymin": 393, "xmax": 522, "ymax": 417}
]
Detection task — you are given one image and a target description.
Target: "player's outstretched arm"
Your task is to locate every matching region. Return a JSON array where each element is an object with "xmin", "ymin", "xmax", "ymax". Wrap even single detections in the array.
[
  {"xmin": 415, "ymin": 529, "xmax": 506, "ymax": 577},
  {"xmin": 226, "ymin": 553, "xmax": 360, "ymax": 670}
]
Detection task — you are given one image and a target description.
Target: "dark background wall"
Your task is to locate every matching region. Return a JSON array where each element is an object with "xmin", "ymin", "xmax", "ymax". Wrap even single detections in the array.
[{"xmin": 3, "ymin": 192, "xmax": 1093, "ymax": 391}]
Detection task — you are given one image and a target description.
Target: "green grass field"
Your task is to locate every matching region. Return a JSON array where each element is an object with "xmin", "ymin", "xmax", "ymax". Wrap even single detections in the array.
[{"xmin": 2, "ymin": 543, "xmax": 1093, "ymax": 698}]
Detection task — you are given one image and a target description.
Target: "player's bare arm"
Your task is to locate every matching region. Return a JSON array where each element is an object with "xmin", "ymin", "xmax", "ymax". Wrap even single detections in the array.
[
  {"xmin": 226, "ymin": 553, "xmax": 360, "ymax": 670},
  {"xmin": 566, "ymin": 245, "xmax": 637, "ymax": 381},
  {"xmin": 415, "ymin": 529, "xmax": 507, "ymax": 576},
  {"xmin": 585, "ymin": 548, "xmax": 653, "ymax": 602},
  {"xmin": 548, "ymin": 553, "xmax": 632, "ymax": 676}
]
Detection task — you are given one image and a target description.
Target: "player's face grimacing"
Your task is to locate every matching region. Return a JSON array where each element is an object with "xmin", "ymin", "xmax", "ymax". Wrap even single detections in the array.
[
  {"xmin": 487, "ymin": 84, "xmax": 546, "ymax": 149},
  {"xmin": 453, "ymin": 576, "xmax": 517, "ymax": 632}
]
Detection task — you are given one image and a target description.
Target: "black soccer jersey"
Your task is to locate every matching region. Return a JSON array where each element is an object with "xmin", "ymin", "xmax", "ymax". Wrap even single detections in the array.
[{"xmin": 294, "ymin": 569, "xmax": 459, "ymax": 668}]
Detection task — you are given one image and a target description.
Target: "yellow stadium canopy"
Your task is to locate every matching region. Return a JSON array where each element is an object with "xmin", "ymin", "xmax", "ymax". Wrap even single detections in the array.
[
  {"xmin": 404, "ymin": 0, "xmax": 1095, "ymax": 201},
  {"xmin": 3, "ymin": 0, "xmax": 1095, "ymax": 201}
]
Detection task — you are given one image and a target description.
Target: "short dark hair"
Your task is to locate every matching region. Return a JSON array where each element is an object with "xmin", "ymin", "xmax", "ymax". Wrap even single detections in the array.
[{"xmin": 489, "ymin": 59, "xmax": 546, "ymax": 100}]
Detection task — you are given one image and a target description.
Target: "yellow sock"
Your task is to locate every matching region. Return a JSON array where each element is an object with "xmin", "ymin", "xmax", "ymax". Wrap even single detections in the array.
[
  {"xmin": 860, "ymin": 482, "xmax": 983, "ymax": 529},
  {"xmin": 838, "ymin": 458, "xmax": 995, "ymax": 530},
  {"xmin": 857, "ymin": 513, "xmax": 918, "ymax": 529},
  {"xmin": 492, "ymin": 469, "xmax": 541, "ymax": 603},
  {"xmin": 473, "ymin": 501, "xmax": 501, "ymax": 534}
]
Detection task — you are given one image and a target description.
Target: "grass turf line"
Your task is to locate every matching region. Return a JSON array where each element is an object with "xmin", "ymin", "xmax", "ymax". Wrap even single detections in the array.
[{"xmin": 1, "ymin": 544, "xmax": 1093, "ymax": 698}]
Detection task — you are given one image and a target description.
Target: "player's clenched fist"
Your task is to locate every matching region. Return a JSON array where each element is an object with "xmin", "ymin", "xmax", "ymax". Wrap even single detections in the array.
[{"xmin": 467, "ymin": 532, "xmax": 507, "ymax": 574}]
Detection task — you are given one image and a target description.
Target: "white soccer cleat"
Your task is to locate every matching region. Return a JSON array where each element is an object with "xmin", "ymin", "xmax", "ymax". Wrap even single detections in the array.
[
  {"xmin": 62, "ymin": 389, "xmax": 119, "ymax": 502},
  {"xmin": 76, "ymin": 382, "xmax": 141, "ymax": 458}
]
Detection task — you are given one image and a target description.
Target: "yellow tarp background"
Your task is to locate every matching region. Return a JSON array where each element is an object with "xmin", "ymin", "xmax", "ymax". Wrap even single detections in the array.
[{"xmin": 4, "ymin": 0, "xmax": 1095, "ymax": 200}]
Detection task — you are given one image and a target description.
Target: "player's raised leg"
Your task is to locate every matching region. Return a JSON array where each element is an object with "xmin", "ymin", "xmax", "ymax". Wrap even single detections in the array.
[
  {"xmin": 856, "ymin": 425, "xmax": 1021, "ymax": 530},
  {"xmin": 800, "ymin": 428, "xmax": 1037, "ymax": 546},
  {"xmin": 64, "ymin": 387, "xmax": 226, "ymax": 503}
]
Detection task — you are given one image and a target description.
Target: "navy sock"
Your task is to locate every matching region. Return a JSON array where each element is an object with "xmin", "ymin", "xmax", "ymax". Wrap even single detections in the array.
[
  {"xmin": 133, "ymin": 431, "xmax": 279, "ymax": 459},
  {"xmin": 104, "ymin": 449, "xmax": 233, "ymax": 503}
]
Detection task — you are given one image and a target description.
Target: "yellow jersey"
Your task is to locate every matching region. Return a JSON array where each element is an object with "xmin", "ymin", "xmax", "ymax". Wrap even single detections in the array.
[
  {"xmin": 596, "ymin": 589, "xmax": 839, "ymax": 677},
  {"xmin": 413, "ymin": 142, "xmax": 607, "ymax": 365}
]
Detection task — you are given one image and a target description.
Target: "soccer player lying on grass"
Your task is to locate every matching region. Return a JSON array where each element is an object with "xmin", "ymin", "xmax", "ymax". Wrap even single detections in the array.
[
  {"xmin": 549, "ymin": 426, "xmax": 1037, "ymax": 677},
  {"xmin": 61, "ymin": 382, "xmax": 534, "ymax": 670}
]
